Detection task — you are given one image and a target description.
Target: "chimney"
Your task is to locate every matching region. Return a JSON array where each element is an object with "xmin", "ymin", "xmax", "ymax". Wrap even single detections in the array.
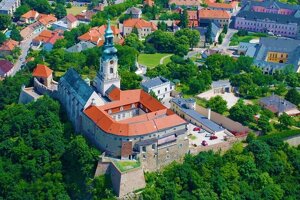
[
  {"xmin": 208, "ymin": 108, "xmax": 211, "ymax": 120},
  {"xmin": 91, "ymin": 98, "xmax": 96, "ymax": 106}
]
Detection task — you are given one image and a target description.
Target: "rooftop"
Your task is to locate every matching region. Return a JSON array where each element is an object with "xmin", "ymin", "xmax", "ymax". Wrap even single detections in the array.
[
  {"xmin": 199, "ymin": 9, "xmax": 231, "ymax": 19},
  {"xmin": 206, "ymin": 0, "xmax": 238, "ymax": 9},
  {"xmin": 32, "ymin": 64, "xmax": 53, "ymax": 78},
  {"xmin": 141, "ymin": 76, "xmax": 172, "ymax": 90},
  {"xmin": 126, "ymin": 7, "xmax": 142, "ymax": 15},
  {"xmin": 59, "ymin": 68, "xmax": 94, "ymax": 105},
  {"xmin": 84, "ymin": 87, "xmax": 187, "ymax": 137},
  {"xmin": 0, "ymin": 60, "xmax": 13, "ymax": 75},
  {"xmin": 0, "ymin": 39, "xmax": 18, "ymax": 51},
  {"xmin": 172, "ymin": 98, "xmax": 225, "ymax": 133},
  {"xmin": 169, "ymin": 0, "xmax": 202, "ymax": 6},
  {"xmin": 66, "ymin": 41, "xmax": 96, "ymax": 53},
  {"xmin": 33, "ymin": 30, "xmax": 63, "ymax": 45},
  {"xmin": 123, "ymin": 18, "xmax": 157, "ymax": 30},
  {"xmin": 260, "ymin": 94, "xmax": 298, "ymax": 113},
  {"xmin": 21, "ymin": 10, "xmax": 39, "ymax": 19},
  {"xmin": 66, "ymin": 14, "xmax": 77, "ymax": 23}
]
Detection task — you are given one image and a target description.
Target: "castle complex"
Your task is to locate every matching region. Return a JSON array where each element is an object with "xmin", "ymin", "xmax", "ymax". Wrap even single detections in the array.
[{"xmin": 19, "ymin": 20, "xmax": 189, "ymax": 172}]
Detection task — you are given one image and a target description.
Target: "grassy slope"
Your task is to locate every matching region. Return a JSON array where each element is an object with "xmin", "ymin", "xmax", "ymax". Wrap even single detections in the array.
[{"xmin": 138, "ymin": 53, "xmax": 172, "ymax": 68}]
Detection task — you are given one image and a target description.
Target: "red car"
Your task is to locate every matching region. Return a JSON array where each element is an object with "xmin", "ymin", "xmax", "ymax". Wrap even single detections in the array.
[
  {"xmin": 202, "ymin": 140, "xmax": 208, "ymax": 146},
  {"xmin": 193, "ymin": 127, "xmax": 201, "ymax": 131},
  {"xmin": 210, "ymin": 135, "xmax": 218, "ymax": 140}
]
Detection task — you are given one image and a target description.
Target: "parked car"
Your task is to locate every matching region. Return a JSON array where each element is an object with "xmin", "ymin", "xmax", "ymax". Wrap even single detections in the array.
[
  {"xmin": 210, "ymin": 135, "xmax": 218, "ymax": 140},
  {"xmin": 201, "ymin": 140, "xmax": 208, "ymax": 146},
  {"xmin": 193, "ymin": 127, "xmax": 201, "ymax": 131},
  {"xmin": 199, "ymin": 129, "xmax": 206, "ymax": 133}
]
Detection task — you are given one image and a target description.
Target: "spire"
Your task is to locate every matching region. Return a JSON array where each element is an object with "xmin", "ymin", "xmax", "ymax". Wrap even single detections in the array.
[{"xmin": 103, "ymin": 19, "xmax": 117, "ymax": 56}]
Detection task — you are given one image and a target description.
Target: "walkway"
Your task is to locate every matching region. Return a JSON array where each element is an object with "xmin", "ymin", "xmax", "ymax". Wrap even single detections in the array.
[{"xmin": 159, "ymin": 54, "xmax": 172, "ymax": 64}]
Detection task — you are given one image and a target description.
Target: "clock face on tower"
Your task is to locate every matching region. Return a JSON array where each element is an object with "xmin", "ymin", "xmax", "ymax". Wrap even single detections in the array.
[{"xmin": 110, "ymin": 60, "xmax": 114, "ymax": 64}]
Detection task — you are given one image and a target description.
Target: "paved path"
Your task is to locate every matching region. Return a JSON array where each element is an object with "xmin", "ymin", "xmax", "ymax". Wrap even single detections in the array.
[
  {"xmin": 159, "ymin": 54, "xmax": 172, "ymax": 64},
  {"xmin": 218, "ymin": 28, "xmax": 238, "ymax": 50},
  {"xmin": 10, "ymin": 32, "xmax": 41, "ymax": 76}
]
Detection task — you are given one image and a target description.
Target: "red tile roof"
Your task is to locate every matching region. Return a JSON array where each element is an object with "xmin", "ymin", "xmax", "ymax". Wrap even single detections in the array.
[
  {"xmin": 21, "ymin": 10, "xmax": 39, "ymax": 19},
  {"xmin": 0, "ymin": 39, "xmax": 18, "ymax": 51},
  {"xmin": 123, "ymin": 18, "xmax": 157, "ymax": 30},
  {"xmin": 78, "ymin": 25, "xmax": 122, "ymax": 46},
  {"xmin": 38, "ymin": 14, "xmax": 57, "ymax": 25},
  {"xmin": 66, "ymin": 14, "xmax": 77, "ymax": 23},
  {"xmin": 144, "ymin": 0, "xmax": 154, "ymax": 6},
  {"xmin": 198, "ymin": 9, "xmax": 231, "ymax": 19},
  {"xmin": 33, "ymin": 30, "xmax": 63, "ymax": 45},
  {"xmin": 169, "ymin": 0, "xmax": 202, "ymax": 6},
  {"xmin": 206, "ymin": 0, "xmax": 238, "ymax": 9},
  {"xmin": 32, "ymin": 64, "xmax": 53, "ymax": 78},
  {"xmin": 84, "ymin": 88, "xmax": 187, "ymax": 137}
]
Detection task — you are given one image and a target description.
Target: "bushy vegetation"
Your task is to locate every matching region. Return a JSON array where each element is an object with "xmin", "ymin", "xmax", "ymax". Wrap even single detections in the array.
[{"xmin": 142, "ymin": 139, "xmax": 300, "ymax": 200}]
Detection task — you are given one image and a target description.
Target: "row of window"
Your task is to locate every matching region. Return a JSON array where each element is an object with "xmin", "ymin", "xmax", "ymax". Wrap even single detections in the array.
[{"xmin": 236, "ymin": 21, "xmax": 296, "ymax": 31}]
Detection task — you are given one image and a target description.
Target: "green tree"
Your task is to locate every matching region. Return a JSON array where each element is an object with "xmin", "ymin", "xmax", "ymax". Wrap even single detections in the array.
[
  {"xmin": 131, "ymin": 27, "xmax": 139, "ymax": 36},
  {"xmin": 66, "ymin": 2, "xmax": 72, "ymax": 8},
  {"xmin": 205, "ymin": 23, "xmax": 213, "ymax": 44},
  {"xmin": 218, "ymin": 34, "xmax": 223, "ymax": 44},
  {"xmin": 207, "ymin": 95, "xmax": 228, "ymax": 114},
  {"xmin": 257, "ymin": 115, "xmax": 272, "ymax": 134},
  {"xmin": 14, "ymin": 4, "xmax": 31, "ymax": 20},
  {"xmin": 54, "ymin": 3, "xmax": 67, "ymax": 19},
  {"xmin": 278, "ymin": 113, "xmax": 294, "ymax": 129},
  {"xmin": 175, "ymin": 28, "xmax": 200, "ymax": 49},
  {"xmin": 274, "ymin": 83, "xmax": 287, "ymax": 96},
  {"xmin": 174, "ymin": 36, "xmax": 189, "ymax": 56},
  {"xmin": 0, "ymin": 14, "xmax": 12, "ymax": 30},
  {"xmin": 229, "ymin": 100, "xmax": 258, "ymax": 125},
  {"xmin": 124, "ymin": 33, "xmax": 144, "ymax": 52},
  {"xmin": 10, "ymin": 27, "xmax": 23, "ymax": 41},
  {"xmin": 157, "ymin": 21, "xmax": 167, "ymax": 31},
  {"xmin": 285, "ymin": 88, "xmax": 300, "ymax": 106},
  {"xmin": 222, "ymin": 24, "xmax": 228, "ymax": 34},
  {"xmin": 179, "ymin": 10, "xmax": 188, "ymax": 28},
  {"xmin": 0, "ymin": 32, "xmax": 7, "ymax": 44},
  {"xmin": 119, "ymin": 70, "xmax": 142, "ymax": 90}
]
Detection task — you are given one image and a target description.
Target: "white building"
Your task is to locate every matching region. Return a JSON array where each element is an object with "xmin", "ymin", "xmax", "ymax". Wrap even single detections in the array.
[
  {"xmin": 0, "ymin": 0, "xmax": 20, "ymax": 15},
  {"xmin": 141, "ymin": 76, "xmax": 175, "ymax": 103}
]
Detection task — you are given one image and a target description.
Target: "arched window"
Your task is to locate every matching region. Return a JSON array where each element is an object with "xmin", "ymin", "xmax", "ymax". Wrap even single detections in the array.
[{"xmin": 110, "ymin": 67, "xmax": 114, "ymax": 74}]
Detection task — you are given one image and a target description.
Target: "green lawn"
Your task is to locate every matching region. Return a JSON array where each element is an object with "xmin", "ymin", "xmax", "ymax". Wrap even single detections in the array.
[
  {"xmin": 113, "ymin": 160, "xmax": 140, "ymax": 172},
  {"xmin": 138, "ymin": 53, "xmax": 172, "ymax": 68},
  {"xmin": 229, "ymin": 33, "xmax": 268, "ymax": 46},
  {"xmin": 67, "ymin": 6, "xmax": 87, "ymax": 15}
]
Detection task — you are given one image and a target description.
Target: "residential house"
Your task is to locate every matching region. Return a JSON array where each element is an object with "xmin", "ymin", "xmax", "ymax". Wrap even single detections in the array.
[
  {"xmin": 141, "ymin": 76, "xmax": 175, "ymax": 103},
  {"xmin": 202, "ymin": 48, "xmax": 225, "ymax": 59},
  {"xmin": 0, "ymin": 0, "xmax": 20, "ymax": 15},
  {"xmin": 20, "ymin": 10, "xmax": 40, "ymax": 24},
  {"xmin": 32, "ymin": 30, "xmax": 64, "ymax": 51},
  {"xmin": 126, "ymin": 7, "xmax": 142, "ymax": 18},
  {"xmin": 122, "ymin": 18, "xmax": 157, "ymax": 38},
  {"xmin": 75, "ymin": 10, "xmax": 96, "ymax": 22},
  {"xmin": 205, "ymin": 0, "xmax": 239, "ymax": 13},
  {"xmin": 234, "ymin": 0, "xmax": 300, "ymax": 39},
  {"xmin": 187, "ymin": 10, "xmax": 199, "ymax": 27},
  {"xmin": 20, "ymin": 14, "xmax": 57, "ymax": 40},
  {"xmin": 144, "ymin": 0, "xmax": 154, "ymax": 7},
  {"xmin": 150, "ymin": 19, "xmax": 180, "ymax": 32},
  {"xmin": 66, "ymin": 41, "xmax": 96, "ymax": 53},
  {"xmin": 259, "ymin": 94, "xmax": 300, "ymax": 116},
  {"xmin": 52, "ymin": 14, "xmax": 79, "ymax": 31},
  {"xmin": 0, "ymin": 39, "xmax": 18, "ymax": 57},
  {"xmin": 93, "ymin": 3, "xmax": 106, "ymax": 12},
  {"xmin": 78, "ymin": 25, "xmax": 124, "ymax": 46},
  {"xmin": 168, "ymin": 0, "xmax": 202, "ymax": 8},
  {"xmin": 237, "ymin": 37, "xmax": 300, "ymax": 74},
  {"xmin": 0, "ymin": 60, "xmax": 14, "ymax": 77},
  {"xmin": 198, "ymin": 9, "xmax": 231, "ymax": 28}
]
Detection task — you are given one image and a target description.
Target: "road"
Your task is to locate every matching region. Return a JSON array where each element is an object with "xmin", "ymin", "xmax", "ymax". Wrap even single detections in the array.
[
  {"xmin": 217, "ymin": 28, "xmax": 238, "ymax": 50},
  {"xmin": 10, "ymin": 32, "xmax": 40, "ymax": 76}
]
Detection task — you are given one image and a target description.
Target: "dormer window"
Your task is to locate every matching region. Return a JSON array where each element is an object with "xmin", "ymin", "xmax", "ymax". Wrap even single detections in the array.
[
  {"xmin": 120, "ymin": 106, "xmax": 123, "ymax": 111},
  {"xmin": 131, "ymin": 104, "xmax": 135, "ymax": 108},
  {"xmin": 108, "ymin": 109, "xmax": 112, "ymax": 114}
]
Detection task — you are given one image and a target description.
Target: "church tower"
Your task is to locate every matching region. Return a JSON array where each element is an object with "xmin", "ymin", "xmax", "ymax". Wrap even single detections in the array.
[{"xmin": 94, "ymin": 19, "xmax": 120, "ymax": 96}]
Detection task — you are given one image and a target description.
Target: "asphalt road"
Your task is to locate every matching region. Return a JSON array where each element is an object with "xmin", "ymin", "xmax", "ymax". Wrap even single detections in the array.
[{"xmin": 10, "ymin": 32, "xmax": 40, "ymax": 76}]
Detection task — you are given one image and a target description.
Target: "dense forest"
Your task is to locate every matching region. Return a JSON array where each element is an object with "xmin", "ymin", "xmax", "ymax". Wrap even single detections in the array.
[
  {"xmin": 0, "ymin": 71, "xmax": 115, "ymax": 199},
  {"xmin": 142, "ymin": 138, "xmax": 300, "ymax": 200}
]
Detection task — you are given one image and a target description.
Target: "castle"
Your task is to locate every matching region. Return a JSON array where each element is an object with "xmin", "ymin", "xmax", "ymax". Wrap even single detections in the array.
[{"xmin": 19, "ymin": 21, "xmax": 189, "ymax": 196}]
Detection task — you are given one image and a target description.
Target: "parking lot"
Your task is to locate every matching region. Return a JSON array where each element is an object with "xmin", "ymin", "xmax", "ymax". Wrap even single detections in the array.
[{"xmin": 187, "ymin": 123, "xmax": 229, "ymax": 147}]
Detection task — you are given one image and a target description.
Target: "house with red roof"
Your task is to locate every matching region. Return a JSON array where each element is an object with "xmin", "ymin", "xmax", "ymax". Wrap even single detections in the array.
[
  {"xmin": 20, "ymin": 10, "xmax": 40, "ymax": 24},
  {"xmin": 187, "ymin": 10, "xmax": 199, "ymax": 27},
  {"xmin": 32, "ymin": 30, "xmax": 64, "ymax": 51},
  {"xmin": 32, "ymin": 64, "xmax": 53, "ymax": 87},
  {"xmin": 144, "ymin": 0, "xmax": 154, "ymax": 7},
  {"xmin": 75, "ymin": 10, "xmax": 96, "ymax": 22},
  {"xmin": 205, "ymin": 0, "xmax": 239, "ymax": 13},
  {"xmin": 122, "ymin": 18, "xmax": 157, "ymax": 38},
  {"xmin": 169, "ymin": 0, "xmax": 202, "ymax": 7},
  {"xmin": 198, "ymin": 9, "xmax": 231, "ymax": 27},
  {"xmin": 0, "ymin": 60, "xmax": 14, "ymax": 77},
  {"xmin": 52, "ymin": 14, "xmax": 79, "ymax": 31},
  {"xmin": 78, "ymin": 25, "xmax": 124, "ymax": 46},
  {"xmin": 0, "ymin": 39, "xmax": 18, "ymax": 57}
]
